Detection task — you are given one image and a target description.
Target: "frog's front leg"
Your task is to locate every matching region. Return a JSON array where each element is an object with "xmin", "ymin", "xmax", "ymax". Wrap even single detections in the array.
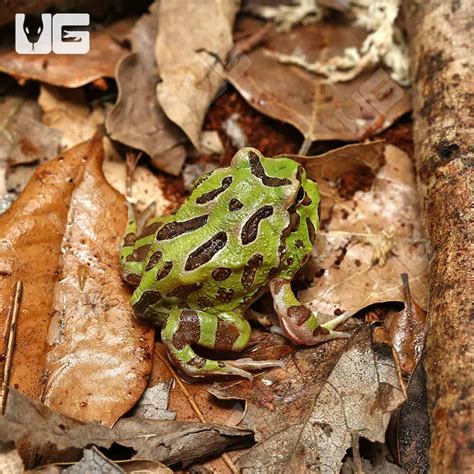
[
  {"xmin": 162, "ymin": 309, "xmax": 282, "ymax": 379},
  {"xmin": 269, "ymin": 278, "xmax": 352, "ymax": 345}
]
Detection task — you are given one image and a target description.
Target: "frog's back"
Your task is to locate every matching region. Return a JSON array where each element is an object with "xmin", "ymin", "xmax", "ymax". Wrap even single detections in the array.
[{"xmin": 133, "ymin": 148, "xmax": 301, "ymax": 316}]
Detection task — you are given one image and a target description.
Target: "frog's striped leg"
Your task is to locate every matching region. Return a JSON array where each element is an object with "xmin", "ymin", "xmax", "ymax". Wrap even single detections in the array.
[
  {"xmin": 161, "ymin": 309, "xmax": 282, "ymax": 379},
  {"xmin": 269, "ymin": 278, "xmax": 352, "ymax": 345}
]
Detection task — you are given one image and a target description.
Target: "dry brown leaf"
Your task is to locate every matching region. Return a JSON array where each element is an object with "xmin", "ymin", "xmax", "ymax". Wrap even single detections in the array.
[
  {"xmin": 106, "ymin": 5, "xmax": 187, "ymax": 175},
  {"xmin": 229, "ymin": 17, "xmax": 411, "ymax": 145},
  {"xmin": 0, "ymin": 389, "xmax": 254, "ymax": 469},
  {"xmin": 211, "ymin": 324, "xmax": 405, "ymax": 472},
  {"xmin": 0, "ymin": 138, "xmax": 153, "ymax": 426},
  {"xmin": 42, "ymin": 137, "xmax": 154, "ymax": 425},
  {"xmin": 38, "ymin": 85, "xmax": 105, "ymax": 149},
  {"xmin": 130, "ymin": 380, "xmax": 176, "ymax": 421},
  {"xmin": 0, "ymin": 19, "xmax": 131, "ymax": 87},
  {"xmin": 0, "ymin": 94, "xmax": 62, "ymax": 166},
  {"xmin": 384, "ymin": 275, "xmax": 427, "ymax": 377},
  {"xmin": 296, "ymin": 143, "xmax": 428, "ymax": 316},
  {"xmin": 102, "ymin": 159, "xmax": 171, "ymax": 214},
  {"xmin": 156, "ymin": 0, "xmax": 238, "ymax": 149}
]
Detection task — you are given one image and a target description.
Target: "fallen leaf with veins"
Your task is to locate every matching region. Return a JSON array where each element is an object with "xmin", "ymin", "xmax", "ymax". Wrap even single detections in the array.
[
  {"xmin": 211, "ymin": 324, "xmax": 405, "ymax": 472},
  {"xmin": 229, "ymin": 17, "xmax": 411, "ymax": 147},
  {"xmin": 106, "ymin": 4, "xmax": 187, "ymax": 175},
  {"xmin": 0, "ymin": 137, "xmax": 153, "ymax": 426},
  {"xmin": 156, "ymin": 0, "xmax": 238, "ymax": 150},
  {"xmin": 0, "ymin": 19, "xmax": 132, "ymax": 88},
  {"xmin": 0, "ymin": 389, "xmax": 254, "ymax": 469},
  {"xmin": 295, "ymin": 143, "xmax": 428, "ymax": 316}
]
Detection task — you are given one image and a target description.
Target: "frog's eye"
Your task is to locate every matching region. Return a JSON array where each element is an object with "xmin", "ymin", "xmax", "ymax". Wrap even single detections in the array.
[{"xmin": 296, "ymin": 187, "xmax": 305, "ymax": 203}]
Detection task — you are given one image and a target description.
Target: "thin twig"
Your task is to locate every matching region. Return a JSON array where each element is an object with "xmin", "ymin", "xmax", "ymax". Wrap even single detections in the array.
[
  {"xmin": 1, "ymin": 281, "xmax": 23, "ymax": 414},
  {"xmin": 125, "ymin": 150, "xmax": 143, "ymax": 198},
  {"xmin": 154, "ymin": 349, "xmax": 240, "ymax": 474}
]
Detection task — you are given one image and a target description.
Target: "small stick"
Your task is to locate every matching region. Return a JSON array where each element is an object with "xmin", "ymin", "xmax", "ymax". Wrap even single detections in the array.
[
  {"xmin": 125, "ymin": 150, "xmax": 143, "ymax": 198},
  {"xmin": 1, "ymin": 281, "xmax": 23, "ymax": 414},
  {"xmin": 155, "ymin": 349, "xmax": 240, "ymax": 474}
]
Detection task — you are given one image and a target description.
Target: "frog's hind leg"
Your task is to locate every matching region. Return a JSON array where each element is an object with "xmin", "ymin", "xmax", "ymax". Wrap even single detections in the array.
[
  {"xmin": 269, "ymin": 277, "xmax": 353, "ymax": 345},
  {"xmin": 162, "ymin": 309, "xmax": 283, "ymax": 379}
]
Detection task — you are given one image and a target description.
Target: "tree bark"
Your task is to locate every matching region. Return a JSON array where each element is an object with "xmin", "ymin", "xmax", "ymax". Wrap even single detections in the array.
[{"xmin": 402, "ymin": 0, "xmax": 473, "ymax": 471}]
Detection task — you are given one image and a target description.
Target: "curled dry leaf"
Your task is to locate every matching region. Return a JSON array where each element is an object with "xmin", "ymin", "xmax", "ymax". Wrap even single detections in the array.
[
  {"xmin": 384, "ymin": 275, "xmax": 427, "ymax": 377},
  {"xmin": 0, "ymin": 137, "xmax": 153, "ymax": 426},
  {"xmin": 106, "ymin": 4, "xmax": 187, "ymax": 175},
  {"xmin": 0, "ymin": 19, "xmax": 132, "ymax": 87},
  {"xmin": 294, "ymin": 142, "xmax": 428, "ymax": 316},
  {"xmin": 211, "ymin": 324, "xmax": 406, "ymax": 472},
  {"xmin": 156, "ymin": 0, "xmax": 238, "ymax": 149},
  {"xmin": 0, "ymin": 389, "xmax": 254, "ymax": 469},
  {"xmin": 0, "ymin": 94, "xmax": 62, "ymax": 194},
  {"xmin": 229, "ymin": 18, "xmax": 411, "ymax": 144},
  {"xmin": 0, "ymin": 94, "xmax": 62, "ymax": 166}
]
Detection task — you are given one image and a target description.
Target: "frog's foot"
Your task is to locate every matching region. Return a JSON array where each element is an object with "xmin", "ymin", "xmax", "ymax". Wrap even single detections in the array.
[
  {"xmin": 269, "ymin": 278, "xmax": 353, "ymax": 346},
  {"xmin": 162, "ymin": 308, "xmax": 277, "ymax": 379}
]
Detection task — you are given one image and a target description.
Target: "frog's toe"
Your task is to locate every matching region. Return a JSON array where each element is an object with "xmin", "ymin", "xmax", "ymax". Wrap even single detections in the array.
[{"xmin": 225, "ymin": 357, "xmax": 285, "ymax": 372}]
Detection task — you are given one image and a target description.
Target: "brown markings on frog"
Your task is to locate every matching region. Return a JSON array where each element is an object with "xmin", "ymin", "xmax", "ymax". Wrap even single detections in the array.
[
  {"xmin": 156, "ymin": 261, "xmax": 173, "ymax": 280},
  {"xmin": 302, "ymin": 193, "xmax": 312, "ymax": 206},
  {"xmin": 185, "ymin": 232, "xmax": 228, "ymax": 271},
  {"xmin": 295, "ymin": 239, "xmax": 304, "ymax": 249},
  {"xmin": 167, "ymin": 283, "xmax": 202, "ymax": 301},
  {"xmin": 216, "ymin": 288, "xmax": 235, "ymax": 303},
  {"xmin": 156, "ymin": 214, "xmax": 208, "ymax": 240},
  {"xmin": 287, "ymin": 305, "xmax": 312, "ymax": 326},
  {"xmin": 172, "ymin": 309, "xmax": 200, "ymax": 350},
  {"xmin": 306, "ymin": 217, "xmax": 316, "ymax": 244},
  {"xmin": 124, "ymin": 273, "xmax": 141, "ymax": 286},
  {"xmin": 241, "ymin": 254, "xmax": 263, "ymax": 289},
  {"xmin": 145, "ymin": 250, "xmax": 162, "ymax": 272},
  {"xmin": 248, "ymin": 151, "xmax": 292, "ymax": 187},
  {"xmin": 196, "ymin": 176, "xmax": 233, "ymax": 204},
  {"xmin": 212, "ymin": 267, "xmax": 232, "ymax": 281},
  {"xmin": 313, "ymin": 325, "xmax": 331, "ymax": 337},
  {"xmin": 188, "ymin": 356, "xmax": 206, "ymax": 368},
  {"xmin": 197, "ymin": 296, "xmax": 214, "ymax": 308},
  {"xmin": 133, "ymin": 290, "xmax": 161, "ymax": 318},
  {"xmin": 141, "ymin": 221, "xmax": 162, "ymax": 237},
  {"xmin": 241, "ymin": 205, "xmax": 273, "ymax": 245},
  {"xmin": 123, "ymin": 233, "xmax": 135, "ymax": 246},
  {"xmin": 126, "ymin": 243, "xmax": 151, "ymax": 263},
  {"xmin": 229, "ymin": 198, "xmax": 243, "ymax": 211},
  {"xmin": 215, "ymin": 319, "xmax": 240, "ymax": 350}
]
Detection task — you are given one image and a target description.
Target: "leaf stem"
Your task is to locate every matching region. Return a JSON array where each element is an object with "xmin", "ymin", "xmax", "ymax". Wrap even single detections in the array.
[{"xmin": 1, "ymin": 281, "xmax": 23, "ymax": 414}]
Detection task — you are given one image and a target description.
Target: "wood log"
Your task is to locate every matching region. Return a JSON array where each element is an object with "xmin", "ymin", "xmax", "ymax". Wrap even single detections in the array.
[{"xmin": 402, "ymin": 0, "xmax": 473, "ymax": 471}]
